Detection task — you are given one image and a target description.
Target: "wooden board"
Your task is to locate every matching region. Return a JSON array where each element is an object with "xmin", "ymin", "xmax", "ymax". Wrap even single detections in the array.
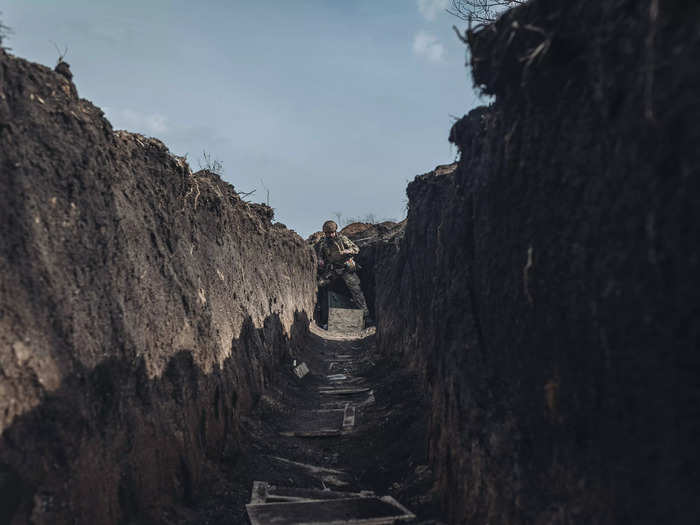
[
  {"xmin": 328, "ymin": 292, "xmax": 364, "ymax": 333},
  {"xmin": 246, "ymin": 495, "xmax": 415, "ymax": 525}
]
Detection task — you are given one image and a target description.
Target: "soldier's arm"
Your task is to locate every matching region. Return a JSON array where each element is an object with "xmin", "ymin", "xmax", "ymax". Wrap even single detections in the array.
[
  {"xmin": 340, "ymin": 235, "xmax": 360, "ymax": 256},
  {"xmin": 314, "ymin": 242, "xmax": 327, "ymax": 267}
]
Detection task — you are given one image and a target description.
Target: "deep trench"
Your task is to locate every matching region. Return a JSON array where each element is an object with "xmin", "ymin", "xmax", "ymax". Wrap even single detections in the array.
[{"xmin": 2, "ymin": 0, "xmax": 700, "ymax": 524}]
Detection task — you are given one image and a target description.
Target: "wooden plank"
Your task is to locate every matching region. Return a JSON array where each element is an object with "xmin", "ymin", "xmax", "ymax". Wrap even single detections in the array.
[
  {"xmin": 253, "ymin": 482, "xmax": 373, "ymax": 504},
  {"xmin": 319, "ymin": 387, "xmax": 371, "ymax": 395},
  {"xmin": 328, "ymin": 298, "xmax": 364, "ymax": 332},
  {"xmin": 246, "ymin": 495, "xmax": 415, "ymax": 525},
  {"xmin": 266, "ymin": 456, "xmax": 345, "ymax": 475},
  {"xmin": 342, "ymin": 404, "xmax": 356, "ymax": 430},
  {"xmin": 279, "ymin": 429, "xmax": 342, "ymax": 438},
  {"xmin": 294, "ymin": 362, "xmax": 310, "ymax": 379}
]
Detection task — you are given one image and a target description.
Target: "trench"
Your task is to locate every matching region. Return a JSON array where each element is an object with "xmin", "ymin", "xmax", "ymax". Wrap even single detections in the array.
[
  {"xmin": 183, "ymin": 324, "xmax": 440, "ymax": 524},
  {"xmin": 3, "ymin": 0, "xmax": 700, "ymax": 523}
]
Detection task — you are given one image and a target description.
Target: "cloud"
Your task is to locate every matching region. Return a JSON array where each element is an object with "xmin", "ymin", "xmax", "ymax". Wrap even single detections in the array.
[
  {"xmin": 412, "ymin": 31, "xmax": 445, "ymax": 63},
  {"xmin": 417, "ymin": 0, "xmax": 449, "ymax": 21},
  {"xmin": 103, "ymin": 107, "xmax": 169, "ymax": 135}
]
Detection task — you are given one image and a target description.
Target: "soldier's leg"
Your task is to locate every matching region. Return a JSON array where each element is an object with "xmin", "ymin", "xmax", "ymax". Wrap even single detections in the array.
[
  {"xmin": 341, "ymin": 271, "xmax": 369, "ymax": 316},
  {"xmin": 317, "ymin": 275, "xmax": 332, "ymax": 326},
  {"xmin": 318, "ymin": 287, "xmax": 328, "ymax": 326}
]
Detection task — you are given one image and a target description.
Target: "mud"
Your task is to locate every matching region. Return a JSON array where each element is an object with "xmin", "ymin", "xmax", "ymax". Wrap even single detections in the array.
[
  {"xmin": 375, "ymin": 1, "xmax": 700, "ymax": 524},
  {"xmin": 0, "ymin": 49, "xmax": 315, "ymax": 524}
]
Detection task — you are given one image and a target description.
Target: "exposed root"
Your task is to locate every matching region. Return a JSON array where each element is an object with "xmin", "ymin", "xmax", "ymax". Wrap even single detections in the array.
[
  {"xmin": 181, "ymin": 175, "xmax": 201, "ymax": 212},
  {"xmin": 202, "ymin": 176, "xmax": 224, "ymax": 199},
  {"xmin": 520, "ymin": 38, "xmax": 551, "ymax": 67}
]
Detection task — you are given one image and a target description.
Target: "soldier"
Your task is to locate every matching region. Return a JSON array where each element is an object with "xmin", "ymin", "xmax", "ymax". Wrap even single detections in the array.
[{"xmin": 316, "ymin": 220, "xmax": 370, "ymax": 325}]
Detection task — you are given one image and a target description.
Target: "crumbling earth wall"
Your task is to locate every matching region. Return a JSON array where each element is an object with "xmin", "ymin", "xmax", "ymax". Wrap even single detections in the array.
[
  {"xmin": 0, "ymin": 50, "xmax": 316, "ymax": 524},
  {"xmin": 341, "ymin": 221, "xmax": 404, "ymax": 320},
  {"xmin": 376, "ymin": 1, "xmax": 700, "ymax": 524}
]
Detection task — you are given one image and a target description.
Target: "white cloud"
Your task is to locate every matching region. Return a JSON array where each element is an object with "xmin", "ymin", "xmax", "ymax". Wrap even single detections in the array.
[
  {"xmin": 103, "ymin": 107, "xmax": 169, "ymax": 135},
  {"xmin": 412, "ymin": 31, "xmax": 446, "ymax": 63},
  {"xmin": 417, "ymin": 0, "xmax": 449, "ymax": 21}
]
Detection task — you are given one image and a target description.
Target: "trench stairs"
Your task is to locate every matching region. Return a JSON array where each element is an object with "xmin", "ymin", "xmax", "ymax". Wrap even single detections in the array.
[{"xmin": 245, "ymin": 314, "xmax": 415, "ymax": 525}]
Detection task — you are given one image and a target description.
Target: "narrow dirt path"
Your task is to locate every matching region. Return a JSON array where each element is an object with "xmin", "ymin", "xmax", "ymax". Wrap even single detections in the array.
[{"xmin": 180, "ymin": 324, "xmax": 444, "ymax": 524}]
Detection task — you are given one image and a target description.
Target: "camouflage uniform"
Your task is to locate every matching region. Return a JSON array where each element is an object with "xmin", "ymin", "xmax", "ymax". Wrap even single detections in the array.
[{"xmin": 316, "ymin": 233, "xmax": 369, "ymax": 316}]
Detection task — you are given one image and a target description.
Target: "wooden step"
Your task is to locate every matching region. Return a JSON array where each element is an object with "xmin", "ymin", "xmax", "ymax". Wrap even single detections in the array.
[{"xmin": 247, "ymin": 492, "xmax": 415, "ymax": 525}]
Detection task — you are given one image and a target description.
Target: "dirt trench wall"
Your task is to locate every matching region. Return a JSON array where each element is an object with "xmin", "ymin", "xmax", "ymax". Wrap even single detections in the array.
[
  {"xmin": 376, "ymin": 1, "xmax": 700, "ymax": 524},
  {"xmin": 0, "ymin": 50, "xmax": 316, "ymax": 524},
  {"xmin": 340, "ymin": 221, "xmax": 404, "ymax": 319}
]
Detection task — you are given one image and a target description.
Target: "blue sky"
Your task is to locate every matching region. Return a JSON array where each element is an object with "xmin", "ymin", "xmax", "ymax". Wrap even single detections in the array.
[{"xmin": 2, "ymin": 0, "xmax": 481, "ymax": 237}]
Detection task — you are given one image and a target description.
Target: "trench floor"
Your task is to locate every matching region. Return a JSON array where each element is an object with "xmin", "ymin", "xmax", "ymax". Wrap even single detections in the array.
[{"xmin": 174, "ymin": 323, "xmax": 445, "ymax": 524}]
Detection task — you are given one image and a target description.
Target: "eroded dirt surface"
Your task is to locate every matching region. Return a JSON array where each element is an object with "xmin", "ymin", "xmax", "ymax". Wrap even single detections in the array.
[
  {"xmin": 175, "ymin": 324, "xmax": 445, "ymax": 524},
  {"xmin": 0, "ymin": 48, "xmax": 316, "ymax": 524},
  {"xmin": 375, "ymin": 1, "xmax": 700, "ymax": 523}
]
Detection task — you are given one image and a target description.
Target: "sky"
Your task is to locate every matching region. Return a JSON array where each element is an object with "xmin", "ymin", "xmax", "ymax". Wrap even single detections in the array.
[{"xmin": 2, "ymin": 0, "xmax": 482, "ymax": 237}]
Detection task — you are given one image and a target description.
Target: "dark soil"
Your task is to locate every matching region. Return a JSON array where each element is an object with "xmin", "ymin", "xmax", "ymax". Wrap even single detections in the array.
[
  {"xmin": 3, "ymin": 0, "xmax": 699, "ymax": 523},
  {"xmin": 339, "ymin": 222, "xmax": 405, "ymax": 321},
  {"xmin": 0, "ymin": 49, "xmax": 316, "ymax": 524},
  {"xmin": 178, "ymin": 325, "xmax": 444, "ymax": 524},
  {"xmin": 375, "ymin": 1, "xmax": 700, "ymax": 524}
]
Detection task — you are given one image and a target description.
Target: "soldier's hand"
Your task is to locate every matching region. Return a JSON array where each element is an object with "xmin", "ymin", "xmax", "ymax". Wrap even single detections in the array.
[{"xmin": 318, "ymin": 260, "xmax": 325, "ymax": 268}]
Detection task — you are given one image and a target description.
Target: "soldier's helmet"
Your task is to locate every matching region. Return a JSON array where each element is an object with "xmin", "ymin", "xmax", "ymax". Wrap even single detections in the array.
[{"xmin": 322, "ymin": 220, "xmax": 338, "ymax": 233}]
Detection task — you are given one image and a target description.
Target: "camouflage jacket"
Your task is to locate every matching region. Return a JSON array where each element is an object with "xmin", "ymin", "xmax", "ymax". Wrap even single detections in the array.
[{"xmin": 316, "ymin": 233, "xmax": 360, "ymax": 268}]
